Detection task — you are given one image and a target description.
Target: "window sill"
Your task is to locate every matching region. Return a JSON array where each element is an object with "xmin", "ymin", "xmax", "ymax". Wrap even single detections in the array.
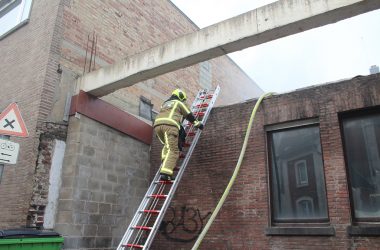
[
  {"xmin": 265, "ymin": 226, "xmax": 335, "ymax": 236},
  {"xmin": 348, "ymin": 225, "xmax": 380, "ymax": 236}
]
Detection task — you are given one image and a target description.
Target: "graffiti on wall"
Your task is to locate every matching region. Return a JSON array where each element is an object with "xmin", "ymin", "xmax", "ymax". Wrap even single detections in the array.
[{"xmin": 159, "ymin": 205, "xmax": 211, "ymax": 242}]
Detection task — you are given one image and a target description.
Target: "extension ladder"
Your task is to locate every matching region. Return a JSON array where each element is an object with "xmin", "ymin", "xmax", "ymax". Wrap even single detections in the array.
[{"xmin": 117, "ymin": 86, "xmax": 220, "ymax": 250}]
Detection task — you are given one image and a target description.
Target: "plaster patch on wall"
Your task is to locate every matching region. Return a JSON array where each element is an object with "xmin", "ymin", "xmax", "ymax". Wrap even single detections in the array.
[{"xmin": 43, "ymin": 140, "xmax": 66, "ymax": 229}]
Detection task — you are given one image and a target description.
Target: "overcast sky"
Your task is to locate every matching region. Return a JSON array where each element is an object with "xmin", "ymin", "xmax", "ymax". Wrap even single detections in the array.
[{"xmin": 171, "ymin": 0, "xmax": 380, "ymax": 94}]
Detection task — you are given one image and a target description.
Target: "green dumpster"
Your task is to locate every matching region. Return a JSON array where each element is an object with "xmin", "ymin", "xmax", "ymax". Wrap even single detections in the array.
[{"xmin": 0, "ymin": 229, "xmax": 64, "ymax": 250}]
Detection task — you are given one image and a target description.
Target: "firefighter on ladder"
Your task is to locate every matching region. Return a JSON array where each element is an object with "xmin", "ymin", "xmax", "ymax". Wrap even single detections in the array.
[{"xmin": 154, "ymin": 89, "xmax": 204, "ymax": 181}]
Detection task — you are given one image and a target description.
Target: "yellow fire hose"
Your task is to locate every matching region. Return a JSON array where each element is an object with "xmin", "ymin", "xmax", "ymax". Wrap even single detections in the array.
[{"xmin": 191, "ymin": 92, "xmax": 274, "ymax": 250}]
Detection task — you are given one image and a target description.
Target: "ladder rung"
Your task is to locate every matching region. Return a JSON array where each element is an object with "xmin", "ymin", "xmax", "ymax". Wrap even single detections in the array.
[
  {"xmin": 185, "ymin": 124, "xmax": 194, "ymax": 130},
  {"xmin": 179, "ymin": 153, "xmax": 186, "ymax": 158},
  {"xmin": 124, "ymin": 243, "xmax": 144, "ymax": 249},
  {"xmin": 200, "ymin": 94, "xmax": 213, "ymax": 99},
  {"xmin": 183, "ymin": 142, "xmax": 191, "ymax": 147},
  {"xmin": 174, "ymin": 166, "xmax": 180, "ymax": 171},
  {"xmin": 196, "ymin": 103, "xmax": 209, "ymax": 108},
  {"xmin": 133, "ymin": 226, "xmax": 152, "ymax": 231},
  {"xmin": 187, "ymin": 131, "xmax": 195, "ymax": 137},
  {"xmin": 156, "ymin": 180, "xmax": 174, "ymax": 184},
  {"xmin": 149, "ymin": 194, "xmax": 167, "ymax": 199},
  {"xmin": 142, "ymin": 209, "xmax": 160, "ymax": 214},
  {"xmin": 194, "ymin": 111, "xmax": 205, "ymax": 117}
]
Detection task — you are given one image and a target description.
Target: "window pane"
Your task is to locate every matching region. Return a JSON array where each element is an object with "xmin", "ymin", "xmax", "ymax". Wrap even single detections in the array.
[
  {"xmin": 342, "ymin": 113, "xmax": 380, "ymax": 220},
  {"xmin": 296, "ymin": 160, "xmax": 308, "ymax": 187},
  {"xmin": 139, "ymin": 97, "xmax": 152, "ymax": 121},
  {"xmin": 0, "ymin": 0, "xmax": 32, "ymax": 37},
  {"xmin": 269, "ymin": 125, "xmax": 328, "ymax": 222},
  {"xmin": 199, "ymin": 61, "xmax": 212, "ymax": 90},
  {"xmin": 297, "ymin": 198, "xmax": 314, "ymax": 218},
  {"xmin": 0, "ymin": 0, "xmax": 20, "ymax": 13}
]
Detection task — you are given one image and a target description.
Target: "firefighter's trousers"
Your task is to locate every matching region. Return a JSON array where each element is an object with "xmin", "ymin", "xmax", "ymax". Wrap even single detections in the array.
[{"xmin": 154, "ymin": 124, "xmax": 179, "ymax": 176}]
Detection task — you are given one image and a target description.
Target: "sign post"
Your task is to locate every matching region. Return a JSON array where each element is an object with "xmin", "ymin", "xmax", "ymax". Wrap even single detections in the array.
[
  {"xmin": 0, "ymin": 138, "xmax": 20, "ymax": 164},
  {"xmin": 0, "ymin": 103, "xmax": 28, "ymax": 183},
  {"xmin": 0, "ymin": 135, "xmax": 9, "ymax": 184}
]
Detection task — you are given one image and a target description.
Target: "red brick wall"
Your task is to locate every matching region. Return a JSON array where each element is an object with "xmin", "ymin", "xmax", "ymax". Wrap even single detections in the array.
[{"xmin": 151, "ymin": 74, "xmax": 380, "ymax": 249}]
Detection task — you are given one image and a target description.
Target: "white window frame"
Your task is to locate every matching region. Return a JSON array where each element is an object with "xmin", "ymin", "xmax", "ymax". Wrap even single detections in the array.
[{"xmin": 0, "ymin": 0, "xmax": 33, "ymax": 40}]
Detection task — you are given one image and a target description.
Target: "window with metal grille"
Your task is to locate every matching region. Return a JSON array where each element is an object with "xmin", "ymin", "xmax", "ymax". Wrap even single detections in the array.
[
  {"xmin": 0, "ymin": 0, "xmax": 32, "ymax": 39},
  {"xmin": 267, "ymin": 120, "xmax": 328, "ymax": 223},
  {"xmin": 341, "ymin": 109, "xmax": 380, "ymax": 222}
]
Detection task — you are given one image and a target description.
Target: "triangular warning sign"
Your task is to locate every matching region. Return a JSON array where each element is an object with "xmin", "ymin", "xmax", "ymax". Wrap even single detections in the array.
[{"xmin": 0, "ymin": 103, "xmax": 29, "ymax": 137}]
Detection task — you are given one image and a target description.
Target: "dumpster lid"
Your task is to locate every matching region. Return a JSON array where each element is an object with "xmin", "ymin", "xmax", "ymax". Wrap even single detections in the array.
[{"xmin": 0, "ymin": 228, "xmax": 60, "ymax": 238}]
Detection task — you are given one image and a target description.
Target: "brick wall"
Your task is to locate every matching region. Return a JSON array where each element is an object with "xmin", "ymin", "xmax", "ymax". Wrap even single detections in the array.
[
  {"xmin": 151, "ymin": 74, "xmax": 380, "ymax": 249},
  {"xmin": 0, "ymin": 0, "xmax": 63, "ymax": 228},
  {"xmin": 0, "ymin": 0, "xmax": 261, "ymax": 231}
]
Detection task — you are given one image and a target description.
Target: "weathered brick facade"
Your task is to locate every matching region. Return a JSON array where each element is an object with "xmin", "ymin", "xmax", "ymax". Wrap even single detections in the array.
[
  {"xmin": 0, "ymin": 0, "xmax": 260, "ymax": 248},
  {"xmin": 151, "ymin": 74, "xmax": 380, "ymax": 249},
  {"xmin": 0, "ymin": 0, "xmax": 63, "ymax": 228},
  {"xmin": 27, "ymin": 122, "xmax": 68, "ymax": 228},
  {"xmin": 2, "ymin": 2, "xmax": 379, "ymax": 250}
]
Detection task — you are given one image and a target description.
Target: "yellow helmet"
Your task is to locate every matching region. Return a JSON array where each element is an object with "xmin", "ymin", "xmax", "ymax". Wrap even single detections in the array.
[{"xmin": 172, "ymin": 89, "xmax": 187, "ymax": 101}]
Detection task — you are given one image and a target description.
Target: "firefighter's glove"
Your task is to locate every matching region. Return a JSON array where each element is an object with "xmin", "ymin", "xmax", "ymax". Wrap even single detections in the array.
[{"xmin": 194, "ymin": 121, "xmax": 204, "ymax": 130}]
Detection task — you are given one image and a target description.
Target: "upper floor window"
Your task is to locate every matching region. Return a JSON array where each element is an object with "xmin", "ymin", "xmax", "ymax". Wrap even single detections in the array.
[
  {"xmin": 267, "ymin": 119, "xmax": 328, "ymax": 223},
  {"xmin": 199, "ymin": 61, "xmax": 212, "ymax": 90},
  {"xmin": 341, "ymin": 109, "xmax": 380, "ymax": 222},
  {"xmin": 139, "ymin": 96, "xmax": 153, "ymax": 121},
  {"xmin": 0, "ymin": 0, "xmax": 32, "ymax": 39}
]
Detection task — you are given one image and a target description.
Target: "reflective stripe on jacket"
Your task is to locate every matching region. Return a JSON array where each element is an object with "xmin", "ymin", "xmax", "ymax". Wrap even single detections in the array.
[{"xmin": 154, "ymin": 99, "xmax": 192, "ymax": 129}]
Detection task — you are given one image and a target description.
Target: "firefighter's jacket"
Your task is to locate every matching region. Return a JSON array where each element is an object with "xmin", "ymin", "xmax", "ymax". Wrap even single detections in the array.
[{"xmin": 154, "ymin": 97, "xmax": 199, "ymax": 130}]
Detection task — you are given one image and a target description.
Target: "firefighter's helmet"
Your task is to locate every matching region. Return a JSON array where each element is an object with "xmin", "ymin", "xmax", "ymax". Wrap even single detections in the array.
[{"xmin": 172, "ymin": 89, "xmax": 187, "ymax": 101}]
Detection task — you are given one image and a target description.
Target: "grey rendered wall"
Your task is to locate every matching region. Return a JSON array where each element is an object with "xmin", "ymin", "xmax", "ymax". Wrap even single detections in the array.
[{"xmin": 55, "ymin": 115, "xmax": 150, "ymax": 249}]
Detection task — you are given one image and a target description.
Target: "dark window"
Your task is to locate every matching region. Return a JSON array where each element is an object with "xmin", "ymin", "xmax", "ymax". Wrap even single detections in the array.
[
  {"xmin": 341, "ymin": 111, "xmax": 380, "ymax": 221},
  {"xmin": 151, "ymin": 110, "xmax": 158, "ymax": 121},
  {"xmin": 268, "ymin": 123, "xmax": 328, "ymax": 223},
  {"xmin": 139, "ymin": 96, "xmax": 153, "ymax": 121}
]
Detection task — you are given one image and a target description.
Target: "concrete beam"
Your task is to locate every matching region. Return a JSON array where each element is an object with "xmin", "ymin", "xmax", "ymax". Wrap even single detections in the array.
[{"xmin": 78, "ymin": 0, "xmax": 380, "ymax": 97}]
